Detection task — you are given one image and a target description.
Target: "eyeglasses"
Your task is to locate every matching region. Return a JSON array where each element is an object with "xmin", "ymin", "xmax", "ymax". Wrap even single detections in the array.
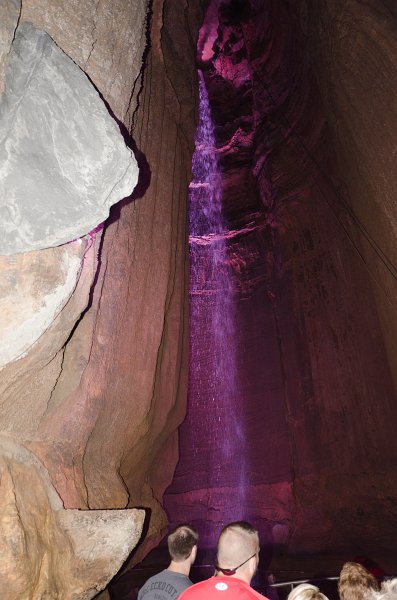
[{"xmin": 216, "ymin": 552, "xmax": 258, "ymax": 576}]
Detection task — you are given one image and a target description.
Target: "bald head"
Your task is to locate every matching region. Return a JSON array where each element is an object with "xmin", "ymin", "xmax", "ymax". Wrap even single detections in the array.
[{"xmin": 217, "ymin": 521, "xmax": 259, "ymax": 577}]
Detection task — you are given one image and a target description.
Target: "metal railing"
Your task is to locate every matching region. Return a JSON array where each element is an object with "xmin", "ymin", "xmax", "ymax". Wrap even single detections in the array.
[{"xmin": 270, "ymin": 576, "xmax": 339, "ymax": 590}]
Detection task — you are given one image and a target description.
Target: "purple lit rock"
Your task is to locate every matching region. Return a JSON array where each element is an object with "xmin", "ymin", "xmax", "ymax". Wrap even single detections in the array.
[{"xmin": 166, "ymin": 0, "xmax": 397, "ymax": 566}]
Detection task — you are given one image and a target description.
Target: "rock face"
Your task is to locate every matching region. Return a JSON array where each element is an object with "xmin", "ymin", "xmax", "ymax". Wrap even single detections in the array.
[
  {"xmin": 21, "ymin": 0, "xmax": 149, "ymax": 125},
  {"xmin": 0, "ymin": 435, "xmax": 144, "ymax": 599},
  {"xmin": 0, "ymin": 242, "xmax": 85, "ymax": 367},
  {"xmin": 165, "ymin": 0, "xmax": 397, "ymax": 568},
  {"xmin": 2, "ymin": 0, "xmax": 397, "ymax": 592},
  {"xmin": 0, "ymin": 0, "xmax": 20, "ymax": 97},
  {"xmin": 0, "ymin": 22, "xmax": 138, "ymax": 255},
  {"xmin": 0, "ymin": 0, "xmax": 205, "ymax": 594},
  {"xmin": 302, "ymin": 0, "xmax": 397, "ymax": 399}
]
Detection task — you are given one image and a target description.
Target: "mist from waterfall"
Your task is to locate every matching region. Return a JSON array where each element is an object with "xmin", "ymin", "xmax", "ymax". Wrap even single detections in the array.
[{"xmin": 188, "ymin": 71, "xmax": 247, "ymax": 545}]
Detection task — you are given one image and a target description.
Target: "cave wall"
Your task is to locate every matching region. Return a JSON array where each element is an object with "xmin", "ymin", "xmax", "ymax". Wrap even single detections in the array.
[
  {"xmin": 2, "ymin": 0, "xmax": 397, "ymax": 592},
  {"xmin": 166, "ymin": 0, "xmax": 397, "ymax": 564},
  {"xmin": 0, "ymin": 0, "xmax": 206, "ymax": 595},
  {"xmin": 284, "ymin": 0, "xmax": 397, "ymax": 557},
  {"xmin": 301, "ymin": 0, "xmax": 397, "ymax": 397}
]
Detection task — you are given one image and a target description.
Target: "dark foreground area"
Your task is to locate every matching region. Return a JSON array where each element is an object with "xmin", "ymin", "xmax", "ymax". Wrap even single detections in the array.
[{"xmin": 108, "ymin": 544, "xmax": 391, "ymax": 600}]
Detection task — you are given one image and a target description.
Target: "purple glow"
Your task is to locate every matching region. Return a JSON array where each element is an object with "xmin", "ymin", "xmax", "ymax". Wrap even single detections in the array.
[{"xmin": 188, "ymin": 71, "xmax": 247, "ymax": 545}]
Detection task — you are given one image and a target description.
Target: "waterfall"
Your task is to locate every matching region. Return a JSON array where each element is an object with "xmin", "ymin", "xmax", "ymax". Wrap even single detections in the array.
[{"xmin": 188, "ymin": 71, "xmax": 247, "ymax": 545}]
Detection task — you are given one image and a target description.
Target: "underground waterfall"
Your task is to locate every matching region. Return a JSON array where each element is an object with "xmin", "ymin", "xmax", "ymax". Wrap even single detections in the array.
[
  {"xmin": 186, "ymin": 71, "xmax": 247, "ymax": 545},
  {"xmin": 2, "ymin": 0, "xmax": 397, "ymax": 597}
]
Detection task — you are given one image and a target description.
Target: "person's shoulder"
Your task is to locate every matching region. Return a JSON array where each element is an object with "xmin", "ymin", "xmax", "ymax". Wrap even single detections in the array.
[
  {"xmin": 232, "ymin": 580, "xmax": 269, "ymax": 600},
  {"xmin": 180, "ymin": 577, "xmax": 269, "ymax": 600},
  {"xmin": 141, "ymin": 569, "xmax": 167, "ymax": 586},
  {"xmin": 167, "ymin": 570, "xmax": 192, "ymax": 582},
  {"xmin": 137, "ymin": 569, "xmax": 168, "ymax": 599},
  {"xmin": 240, "ymin": 580, "xmax": 268, "ymax": 599}
]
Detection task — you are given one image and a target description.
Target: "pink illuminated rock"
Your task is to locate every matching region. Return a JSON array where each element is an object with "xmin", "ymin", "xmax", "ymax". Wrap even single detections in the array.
[{"xmin": 166, "ymin": 0, "xmax": 397, "ymax": 571}]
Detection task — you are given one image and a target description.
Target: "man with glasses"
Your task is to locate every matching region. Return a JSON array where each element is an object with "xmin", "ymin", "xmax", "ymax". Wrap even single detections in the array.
[{"xmin": 179, "ymin": 521, "xmax": 267, "ymax": 599}]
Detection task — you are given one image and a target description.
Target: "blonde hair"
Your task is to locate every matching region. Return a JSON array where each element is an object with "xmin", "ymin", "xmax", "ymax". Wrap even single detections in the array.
[
  {"xmin": 366, "ymin": 579, "xmax": 397, "ymax": 600},
  {"xmin": 288, "ymin": 583, "xmax": 329, "ymax": 600},
  {"xmin": 338, "ymin": 562, "xmax": 379, "ymax": 600}
]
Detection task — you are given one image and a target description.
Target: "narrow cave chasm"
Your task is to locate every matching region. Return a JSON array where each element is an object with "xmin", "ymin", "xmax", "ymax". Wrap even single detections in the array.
[
  {"xmin": 163, "ymin": 0, "xmax": 397, "ymax": 575},
  {"xmin": 164, "ymin": 0, "xmax": 307, "ymax": 564},
  {"xmin": 111, "ymin": 0, "xmax": 397, "ymax": 597}
]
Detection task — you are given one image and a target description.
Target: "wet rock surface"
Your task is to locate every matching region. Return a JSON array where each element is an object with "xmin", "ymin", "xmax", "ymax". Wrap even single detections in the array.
[{"xmin": 165, "ymin": 0, "xmax": 397, "ymax": 567}]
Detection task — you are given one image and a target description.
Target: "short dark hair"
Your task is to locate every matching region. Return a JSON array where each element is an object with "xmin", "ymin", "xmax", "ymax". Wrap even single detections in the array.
[{"xmin": 168, "ymin": 525, "xmax": 198, "ymax": 562}]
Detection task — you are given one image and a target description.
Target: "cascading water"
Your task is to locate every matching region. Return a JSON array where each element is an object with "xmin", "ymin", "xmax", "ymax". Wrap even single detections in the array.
[
  {"xmin": 165, "ymin": 59, "xmax": 290, "ymax": 561},
  {"xmin": 164, "ymin": 2, "xmax": 293, "ymax": 568},
  {"xmin": 186, "ymin": 71, "xmax": 248, "ymax": 545}
]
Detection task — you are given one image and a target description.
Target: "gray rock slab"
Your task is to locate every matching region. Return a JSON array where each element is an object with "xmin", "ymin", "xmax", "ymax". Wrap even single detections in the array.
[
  {"xmin": 0, "ymin": 0, "xmax": 21, "ymax": 97},
  {"xmin": 0, "ymin": 22, "xmax": 138, "ymax": 255}
]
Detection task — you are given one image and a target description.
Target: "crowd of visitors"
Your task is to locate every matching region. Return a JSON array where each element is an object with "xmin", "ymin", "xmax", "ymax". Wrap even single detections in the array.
[{"xmin": 136, "ymin": 521, "xmax": 395, "ymax": 600}]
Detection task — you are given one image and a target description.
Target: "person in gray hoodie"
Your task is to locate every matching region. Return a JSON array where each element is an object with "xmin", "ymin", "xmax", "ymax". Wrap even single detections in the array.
[{"xmin": 137, "ymin": 525, "xmax": 198, "ymax": 600}]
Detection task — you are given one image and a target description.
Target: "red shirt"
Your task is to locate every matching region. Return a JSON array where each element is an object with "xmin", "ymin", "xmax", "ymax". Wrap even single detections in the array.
[{"xmin": 179, "ymin": 576, "xmax": 268, "ymax": 600}]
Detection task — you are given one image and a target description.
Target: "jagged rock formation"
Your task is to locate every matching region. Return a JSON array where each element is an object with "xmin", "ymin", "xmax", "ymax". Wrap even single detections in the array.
[
  {"xmin": 0, "ymin": 436, "xmax": 144, "ymax": 599},
  {"xmin": 0, "ymin": 242, "xmax": 85, "ymax": 368}
]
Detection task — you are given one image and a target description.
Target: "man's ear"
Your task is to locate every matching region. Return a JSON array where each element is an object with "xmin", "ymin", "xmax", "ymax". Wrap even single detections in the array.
[
  {"xmin": 190, "ymin": 545, "xmax": 197, "ymax": 563},
  {"xmin": 248, "ymin": 554, "xmax": 258, "ymax": 578}
]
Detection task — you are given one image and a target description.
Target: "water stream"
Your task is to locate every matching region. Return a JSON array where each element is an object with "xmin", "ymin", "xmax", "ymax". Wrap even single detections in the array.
[{"xmin": 188, "ymin": 71, "xmax": 247, "ymax": 544}]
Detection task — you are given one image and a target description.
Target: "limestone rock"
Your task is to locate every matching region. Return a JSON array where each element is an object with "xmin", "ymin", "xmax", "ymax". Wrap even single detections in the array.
[
  {"xmin": 0, "ymin": 0, "xmax": 203, "ymax": 588},
  {"xmin": 0, "ymin": 435, "xmax": 145, "ymax": 599},
  {"xmin": 21, "ymin": 0, "xmax": 150, "ymax": 125},
  {"xmin": 16, "ymin": 0, "xmax": 206, "ymax": 568},
  {"xmin": 0, "ymin": 240, "xmax": 85, "ymax": 368},
  {"xmin": 0, "ymin": 22, "xmax": 138, "ymax": 255},
  {"xmin": 0, "ymin": 0, "xmax": 21, "ymax": 97},
  {"xmin": 0, "ymin": 231, "xmax": 100, "ymax": 436},
  {"xmin": 94, "ymin": 592, "xmax": 111, "ymax": 600}
]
